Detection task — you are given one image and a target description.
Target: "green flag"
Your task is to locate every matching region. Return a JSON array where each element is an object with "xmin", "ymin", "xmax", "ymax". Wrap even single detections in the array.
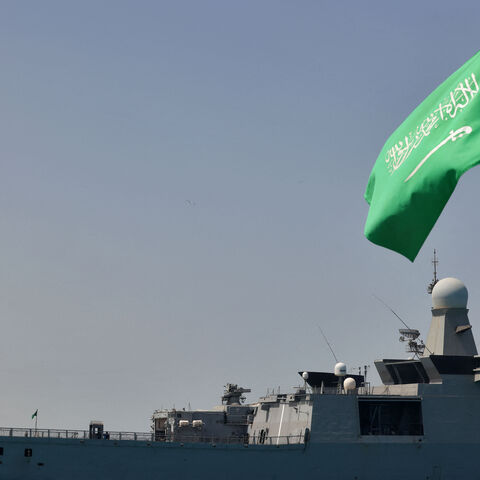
[
  {"xmin": 364, "ymin": 51, "xmax": 480, "ymax": 261},
  {"xmin": 32, "ymin": 409, "xmax": 38, "ymax": 419}
]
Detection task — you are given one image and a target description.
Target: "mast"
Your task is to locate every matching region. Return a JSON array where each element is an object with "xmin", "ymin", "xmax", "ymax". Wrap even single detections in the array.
[{"xmin": 427, "ymin": 249, "xmax": 439, "ymax": 294}]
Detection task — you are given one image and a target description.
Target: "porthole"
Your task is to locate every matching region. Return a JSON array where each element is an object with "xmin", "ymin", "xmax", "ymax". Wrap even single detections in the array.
[{"xmin": 24, "ymin": 448, "xmax": 32, "ymax": 457}]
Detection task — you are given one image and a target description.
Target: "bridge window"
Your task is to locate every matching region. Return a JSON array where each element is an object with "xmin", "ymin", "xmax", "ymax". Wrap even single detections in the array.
[{"xmin": 358, "ymin": 399, "xmax": 423, "ymax": 436}]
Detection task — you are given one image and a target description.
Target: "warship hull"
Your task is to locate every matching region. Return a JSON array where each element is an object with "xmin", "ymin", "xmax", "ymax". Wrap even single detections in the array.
[{"xmin": 0, "ymin": 435, "xmax": 472, "ymax": 480}]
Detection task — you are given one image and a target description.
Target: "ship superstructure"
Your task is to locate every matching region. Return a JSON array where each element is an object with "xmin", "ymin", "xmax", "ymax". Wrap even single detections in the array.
[
  {"xmin": 152, "ymin": 384, "xmax": 253, "ymax": 443},
  {"xmin": 1, "ymin": 276, "xmax": 479, "ymax": 479}
]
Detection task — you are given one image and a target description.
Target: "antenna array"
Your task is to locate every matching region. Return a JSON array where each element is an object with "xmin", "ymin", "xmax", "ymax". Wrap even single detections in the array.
[
  {"xmin": 427, "ymin": 249, "xmax": 439, "ymax": 294},
  {"xmin": 398, "ymin": 328, "xmax": 426, "ymax": 357},
  {"xmin": 372, "ymin": 295, "xmax": 428, "ymax": 358}
]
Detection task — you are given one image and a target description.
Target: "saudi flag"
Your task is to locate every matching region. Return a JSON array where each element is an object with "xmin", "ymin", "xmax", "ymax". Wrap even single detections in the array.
[
  {"xmin": 364, "ymin": 50, "xmax": 480, "ymax": 261},
  {"xmin": 32, "ymin": 409, "xmax": 38, "ymax": 419}
]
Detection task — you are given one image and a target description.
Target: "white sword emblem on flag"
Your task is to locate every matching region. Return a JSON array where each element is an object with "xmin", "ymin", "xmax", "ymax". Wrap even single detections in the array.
[{"xmin": 404, "ymin": 126, "xmax": 472, "ymax": 182}]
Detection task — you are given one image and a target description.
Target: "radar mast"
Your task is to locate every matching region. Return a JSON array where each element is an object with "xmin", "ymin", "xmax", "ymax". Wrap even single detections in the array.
[
  {"xmin": 427, "ymin": 249, "xmax": 439, "ymax": 294},
  {"xmin": 372, "ymin": 294, "xmax": 427, "ymax": 358}
]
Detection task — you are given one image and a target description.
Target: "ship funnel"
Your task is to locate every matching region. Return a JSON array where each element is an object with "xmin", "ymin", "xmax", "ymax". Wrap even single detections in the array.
[{"xmin": 424, "ymin": 278, "xmax": 477, "ymax": 356}]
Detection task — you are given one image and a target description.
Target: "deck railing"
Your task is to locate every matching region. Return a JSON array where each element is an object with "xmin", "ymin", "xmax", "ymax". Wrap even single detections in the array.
[
  {"xmin": 0, "ymin": 428, "xmax": 305, "ymax": 446},
  {"xmin": 309, "ymin": 383, "xmax": 373, "ymax": 395},
  {"xmin": 0, "ymin": 428, "xmax": 154, "ymax": 442}
]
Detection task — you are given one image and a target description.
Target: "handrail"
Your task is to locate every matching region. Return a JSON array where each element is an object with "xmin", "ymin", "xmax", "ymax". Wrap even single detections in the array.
[
  {"xmin": 0, "ymin": 427, "xmax": 154, "ymax": 442},
  {"xmin": 0, "ymin": 427, "xmax": 305, "ymax": 445}
]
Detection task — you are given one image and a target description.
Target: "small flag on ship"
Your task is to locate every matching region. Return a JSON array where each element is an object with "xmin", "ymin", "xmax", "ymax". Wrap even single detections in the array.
[
  {"xmin": 364, "ymin": 50, "xmax": 480, "ymax": 261},
  {"xmin": 32, "ymin": 409, "xmax": 38, "ymax": 420}
]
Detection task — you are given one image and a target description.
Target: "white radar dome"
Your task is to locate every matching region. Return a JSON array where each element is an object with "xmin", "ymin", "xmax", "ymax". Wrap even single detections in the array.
[
  {"xmin": 334, "ymin": 362, "xmax": 347, "ymax": 377},
  {"xmin": 302, "ymin": 372, "xmax": 309, "ymax": 380},
  {"xmin": 432, "ymin": 277, "xmax": 468, "ymax": 309},
  {"xmin": 343, "ymin": 377, "xmax": 356, "ymax": 391}
]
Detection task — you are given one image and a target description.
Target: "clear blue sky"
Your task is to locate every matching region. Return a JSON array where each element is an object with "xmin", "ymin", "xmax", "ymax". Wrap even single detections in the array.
[{"xmin": 2, "ymin": 0, "xmax": 480, "ymax": 431}]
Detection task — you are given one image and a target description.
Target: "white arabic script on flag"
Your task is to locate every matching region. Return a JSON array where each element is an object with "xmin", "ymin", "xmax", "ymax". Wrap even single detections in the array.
[{"xmin": 384, "ymin": 73, "xmax": 479, "ymax": 174}]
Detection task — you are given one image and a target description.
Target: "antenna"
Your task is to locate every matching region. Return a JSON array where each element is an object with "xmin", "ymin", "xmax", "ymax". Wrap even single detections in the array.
[
  {"xmin": 372, "ymin": 294, "xmax": 411, "ymax": 330},
  {"xmin": 317, "ymin": 326, "xmax": 338, "ymax": 363},
  {"xmin": 427, "ymin": 249, "xmax": 439, "ymax": 294},
  {"xmin": 372, "ymin": 294, "xmax": 431, "ymax": 357}
]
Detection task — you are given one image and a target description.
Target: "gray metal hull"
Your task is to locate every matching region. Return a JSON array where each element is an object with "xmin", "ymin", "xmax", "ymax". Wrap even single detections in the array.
[{"xmin": 0, "ymin": 435, "xmax": 474, "ymax": 480}]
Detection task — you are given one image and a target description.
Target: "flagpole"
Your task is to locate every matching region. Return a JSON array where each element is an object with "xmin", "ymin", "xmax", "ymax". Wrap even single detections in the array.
[{"xmin": 32, "ymin": 409, "xmax": 38, "ymax": 437}]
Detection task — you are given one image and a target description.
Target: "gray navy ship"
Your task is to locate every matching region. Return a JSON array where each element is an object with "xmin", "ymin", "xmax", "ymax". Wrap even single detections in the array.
[{"xmin": 1, "ymin": 275, "xmax": 479, "ymax": 479}]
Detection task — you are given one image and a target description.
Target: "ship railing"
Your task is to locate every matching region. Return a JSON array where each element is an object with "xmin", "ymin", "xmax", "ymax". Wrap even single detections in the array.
[
  {"xmin": 0, "ymin": 428, "xmax": 305, "ymax": 446},
  {"xmin": 159, "ymin": 434, "xmax": 305, "ymax": 445},
  {"xmin": 249, "ymin": 434, "xmax": 304, "ymax": 445},
  {"xmin": 310, "ymin": 383, "xmax": 373, "ymax": 395},
  {"xmin": 0, "ymin": 427, "xmax": 155, "ymax": 442}
]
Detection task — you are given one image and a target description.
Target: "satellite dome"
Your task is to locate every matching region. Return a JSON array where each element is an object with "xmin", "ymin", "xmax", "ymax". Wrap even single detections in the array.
[
  {"xmin": 343, "ymin": 377, "xmax": 356, "ymax": 391},
  {"xmin": 432, "ymin": 277, "xmax": 468, "ymax": 309},
  {"xmin": 334, "ymin": 362, "xmax": 347, "ymax": 377}
]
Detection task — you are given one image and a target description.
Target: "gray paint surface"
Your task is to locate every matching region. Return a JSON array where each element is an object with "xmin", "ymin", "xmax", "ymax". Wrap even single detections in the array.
[{"xmin": 425, "ymin": 308, "xmax": 478, "ymax": 356}]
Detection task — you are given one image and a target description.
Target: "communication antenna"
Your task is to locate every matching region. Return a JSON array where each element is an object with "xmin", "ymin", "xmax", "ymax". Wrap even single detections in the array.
[
  {"xmin": 427, "ymin": 249, "xmax": 439, "ymax": 294},
  {"xmin": 372, "ymin": 294, "xmax": 411, "ymax": 330},
  {"xmin": 317, "ymin": 326, "xmax": 338, "ymax": 363},
  {"xmin": 372, "ymin": 294, "xmax": 430, "ymax": 358}
]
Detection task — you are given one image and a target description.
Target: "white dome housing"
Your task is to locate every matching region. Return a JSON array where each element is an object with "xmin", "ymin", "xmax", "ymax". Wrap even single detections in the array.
[
  {"xmin": 432, "ymin": 278, "xmax": 468, "ymax": 309},
  {"xmin": 334, "ymin": 362, "xmax": 347, "ymax": 377},
  {"xmin": 343, "ymin": 377, "xmax": 356, "ymax": 391}
]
